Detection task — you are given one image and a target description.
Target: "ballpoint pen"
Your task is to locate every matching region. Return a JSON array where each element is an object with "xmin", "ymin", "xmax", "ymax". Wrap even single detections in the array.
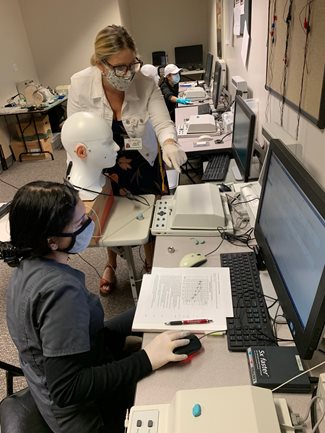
[{"xmin": 164, "ymin": 319, "xmax": 213, "ymax": 325}]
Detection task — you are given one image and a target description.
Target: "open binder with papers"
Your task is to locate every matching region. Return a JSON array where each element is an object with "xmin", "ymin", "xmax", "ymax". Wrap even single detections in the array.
[{"xmin": 132, "ymin": 267, "xmax": 233, "ymax": 333}]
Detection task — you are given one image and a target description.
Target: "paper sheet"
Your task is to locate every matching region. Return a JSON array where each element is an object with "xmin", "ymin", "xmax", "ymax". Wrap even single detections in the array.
[
  {"xmin": 233, "ymin": 5, "xmax": 241, "ymax": 36},
  {"xmin": 241, "ymin": 21, "xmax": 250, "ymax": 67},
  {"xmin": 132, "ymin": 267, "xmax": 233, "ymax": 333},
  {"xmin": 0, "ymin": 204, "xmax": 10, "ymax": 241}
]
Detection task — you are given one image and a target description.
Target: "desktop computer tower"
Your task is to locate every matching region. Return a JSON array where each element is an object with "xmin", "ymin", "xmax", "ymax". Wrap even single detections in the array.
[{"xmin": 152, "ymin": 51, "xmax": 167, "ymax": 66}]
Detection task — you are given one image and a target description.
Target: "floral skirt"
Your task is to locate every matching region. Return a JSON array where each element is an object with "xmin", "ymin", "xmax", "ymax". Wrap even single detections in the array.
[{"xmin": 104, "ymin": 149, "xmax": 168, "ymax": 197}]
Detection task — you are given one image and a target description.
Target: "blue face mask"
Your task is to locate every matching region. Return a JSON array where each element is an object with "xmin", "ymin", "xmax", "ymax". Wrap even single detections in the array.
[
  {"xmin": 172, "ymin": 73, "xmax": 180, "ymax": 85},
  {"xmin": 56, "ymin": 217, "xmax": 95, "ymax": 254}
]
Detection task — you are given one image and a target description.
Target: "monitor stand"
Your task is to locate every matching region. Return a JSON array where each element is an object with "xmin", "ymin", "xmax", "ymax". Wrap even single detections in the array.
[
  {"xmin": 231, "ymin": 161, "xmax": 243, "ymax": 181},
  {"xmin": 302, "ymin": 346, "xmax": 325, "ymax": 376},
  {"xmin": 231, "ymin": 157, "xmax": 261, "ymax": 182}
]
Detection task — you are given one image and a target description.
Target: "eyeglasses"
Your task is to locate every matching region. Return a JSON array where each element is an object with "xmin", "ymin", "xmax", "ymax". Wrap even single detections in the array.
[{"xmin": 103, "ymin": 57, "xmax": 143, "ymax": 77}]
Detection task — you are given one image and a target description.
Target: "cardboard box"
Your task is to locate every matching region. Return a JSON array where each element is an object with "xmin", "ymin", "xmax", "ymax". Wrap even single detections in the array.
[
  {"xmin": 83, "ymin": 178, "xmax": 114, "ymax": 245},
  {"xmin": 11, "ymin": 137, "xmax": 53, "ymax": 161},
  {"xmin": 15, "ymin": 114, "xmax": 52, "ymax": 141}
]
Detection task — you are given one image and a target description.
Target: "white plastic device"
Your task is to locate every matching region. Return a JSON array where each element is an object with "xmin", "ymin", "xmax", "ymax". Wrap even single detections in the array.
[
  {"xmin": 231, "ymin": 75, "xmax": 248, "ymax": 99},
  {"xmin": 126, "ymin": 386, "xmax": 288, "ymax": 433},
  {"xmin": 184, "ymin": 87, "xmax": 207, "ymax": 100},
  {"xmin": 231, "ymin": 75, "xmax": 247, "ymax": 92},
  {"xmin": 187, "ymin": 114, "xmax": 216, "ymax": 134},
  {"xmin": 151, "ymin": 184, "xmax": 233, "ymax": 236}
]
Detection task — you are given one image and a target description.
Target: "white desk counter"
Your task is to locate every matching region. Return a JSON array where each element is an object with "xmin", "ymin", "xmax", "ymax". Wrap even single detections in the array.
[
  {"xmin": 95, "ymin": 194, "xmax": 155, "ymax": 303},
  {"xmin": 178, "ymin": 134, "xmax": 232, "ymax": 155},
  {"xmin": 135, "ymin": 236, "xmax": 325, "ymax": 432}
]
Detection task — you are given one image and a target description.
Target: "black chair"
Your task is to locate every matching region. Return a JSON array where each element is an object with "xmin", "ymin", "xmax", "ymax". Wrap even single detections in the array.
[
  {"xmin": 0, "ymin": 361, "xmax": 53, "ymax": 433},
  {"xmin": 152, "ymin": 51, "xmax": 167, "ymax": 66}
]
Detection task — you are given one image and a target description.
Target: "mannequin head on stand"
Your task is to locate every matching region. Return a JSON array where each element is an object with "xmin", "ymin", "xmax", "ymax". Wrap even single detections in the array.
[{"xmin": 61, "ymin": 112, "xmax": 119, "ymax": 200}]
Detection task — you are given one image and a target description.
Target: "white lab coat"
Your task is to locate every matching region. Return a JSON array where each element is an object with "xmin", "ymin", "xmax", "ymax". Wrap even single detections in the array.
[{"xmin": 67, "ymin": 66, "xmax": 177, "ymax": 165}]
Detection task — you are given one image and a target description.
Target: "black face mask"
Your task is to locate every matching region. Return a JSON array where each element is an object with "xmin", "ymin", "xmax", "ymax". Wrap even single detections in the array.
[{"xmin": 54, "ymin": 217, "xmax": 95, "ymax": 254}]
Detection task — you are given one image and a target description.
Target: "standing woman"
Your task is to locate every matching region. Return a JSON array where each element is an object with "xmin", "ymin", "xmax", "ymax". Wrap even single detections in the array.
[{"xmin": 67, "ymin": 25, "xmax": 187, "ymax": 295}]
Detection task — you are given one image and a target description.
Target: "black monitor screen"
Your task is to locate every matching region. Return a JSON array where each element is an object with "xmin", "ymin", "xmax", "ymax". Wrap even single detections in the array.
[
  {"xmin": 174, "ymin": 45, "xmax": 203, "ymax": 69},
  {"xmin": 211, "ymin": 61, "xmax": 222, "ymax": 109},
  {"xmin": 232, "ymin": 95, "xmax": 256, "ymax": 182},
  {"xmin": 255, "ymin": 139, "xmax": 325, "ymax": 360},
  {"xmin": 204, "ymin": 53, "xmax": 214, "ymax": 86}
]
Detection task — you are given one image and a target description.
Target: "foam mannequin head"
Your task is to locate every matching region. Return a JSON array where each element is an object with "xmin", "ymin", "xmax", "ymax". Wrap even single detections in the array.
[
  {"xmin": 61, "ymin": 112, "xmax": 119, "ymax": 200},
  {"xmin": 141, "ymin": 64, "xmax": 159, "ymax": 84}
]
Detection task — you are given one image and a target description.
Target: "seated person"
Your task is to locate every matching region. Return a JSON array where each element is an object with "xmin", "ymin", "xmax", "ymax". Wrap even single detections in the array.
[
  {"xmin": 140, "ymin": 63, "xmax": 159, "ymax": 85},
  {"xmin": 3, "ymin": 180, "xmax": 191, "ymax": 433},
  {"xmin": 159, "ymin": 63, "xmax": 191, "ymax": 121}
]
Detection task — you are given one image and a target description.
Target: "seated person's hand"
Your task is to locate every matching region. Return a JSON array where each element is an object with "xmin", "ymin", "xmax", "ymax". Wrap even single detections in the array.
[
  {"xmin": 144, "ymin": 331, "xmax": 191, "ymax": 370},
  {"xmin": 162, "ymin": 141, "xmax": 187, "ymax": 172},
  {"xmin": 176, "ymin": 98, "xmax": 192, "ymax": 105}
]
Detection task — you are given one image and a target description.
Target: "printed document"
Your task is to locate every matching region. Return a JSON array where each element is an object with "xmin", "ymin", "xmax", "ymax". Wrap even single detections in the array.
[{"xmin": 132, "ymin": 267, "xmax": 233, "ymax": 332}]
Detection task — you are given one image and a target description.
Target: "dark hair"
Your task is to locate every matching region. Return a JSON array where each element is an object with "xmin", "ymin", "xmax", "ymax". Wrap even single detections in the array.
[{"xmin": 9, "ymin": 181, "xmax": 79, "ymax": 259}]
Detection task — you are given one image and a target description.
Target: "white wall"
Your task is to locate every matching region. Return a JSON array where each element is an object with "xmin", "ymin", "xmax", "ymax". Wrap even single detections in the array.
[
  {"xmin": 207, "ymin": 0, "xmax": 325, "ymax": 188},
  {"xmin": 17, "ymin": 0, "xmax": 209, "ymax": 85},
  {"xmin": 18, "ymin": 0, "xmax": 122, "ymax": 88},
  {"xmin": 127, "ymin": 0, "xmax": 209, "ymax": 65},
  {"xmin": 0, "ymin": 0, "xmax": 40, "ymax": 151},
  {"xmin": 0, "ymin": 0, "xmax": 39, "ymax": 105},
  {"xmin": 118, "ymin": 0, "xmax": 132, "ymax": 31}
]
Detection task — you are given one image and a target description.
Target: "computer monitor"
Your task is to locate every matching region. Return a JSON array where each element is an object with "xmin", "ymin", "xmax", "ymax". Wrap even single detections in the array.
[
  {"xmin": 204, "ymin": 53, "xmax": 214, "ymax": 86},
  {"xmin": 174, "ymin": 45, "xmax": 203, "ymax": 70},
  {"xmin": 231, "ymin": 95, "xmax": 257, "ymax": 182},
  {"xmin": 255, "ymin": 139, "xmax": 325, "ymax": 360},
  {"xmin": 211, "ymin": 59, "xmax": 225, "ymax": 110}
]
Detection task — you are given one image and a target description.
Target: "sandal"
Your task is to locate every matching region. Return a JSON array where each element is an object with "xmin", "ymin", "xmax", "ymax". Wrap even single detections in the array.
[
  {"xmin": 99, "ymin": 264, "xmax": 117, "ymax": 296},
  {"xmin": 144, "ymin": 260, "xmax": 152, "ymax": 274}
]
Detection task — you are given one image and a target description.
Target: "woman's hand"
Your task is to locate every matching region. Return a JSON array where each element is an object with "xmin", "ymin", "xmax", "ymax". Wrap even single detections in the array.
[
  {"xmin": 144, "ymin": 331, "xmax": 191, "ymax": 370},
  {"xmin": 162, "ymin": 141, "xmax": 187, "ymax": 172}
]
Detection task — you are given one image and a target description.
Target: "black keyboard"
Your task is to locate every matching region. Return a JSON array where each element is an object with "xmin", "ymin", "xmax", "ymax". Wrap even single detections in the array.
[
  {"xmin": 198, "ymin": 103, "xmax": 212, "ymax": 115},
  {"xmin": 201, "ymin": 154, "xmax": 230, "ymax": 182},
  {"xmin": 220, "ymin": 252, "xmax": 277, "ymax": 352}
]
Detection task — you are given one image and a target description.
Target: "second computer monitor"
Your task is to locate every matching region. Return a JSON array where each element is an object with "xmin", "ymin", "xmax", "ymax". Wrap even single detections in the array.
[
  {"xmin": 211, "ymin": 59, "xmax": 225, "ymax": 110},
  {"xmin": 204, "ymin": 53, "xmax": 214, "ymax": 86},
  {"xmin": 232, "ymin": 95, "xmax": 256, "ymax": 182},
  {"xmin": 174, "ymin": 45, "xmax": 203, "ymax": 70}
]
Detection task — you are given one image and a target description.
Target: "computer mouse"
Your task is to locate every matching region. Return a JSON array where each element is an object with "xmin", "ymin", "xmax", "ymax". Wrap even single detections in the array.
[
  {"xmin": 219, "ymin": 183, "xmax": 232, "ymax": 192},
  {"xmin": 179, "ymin": 253, "xmax": 207, "ymax": 267},
  {"xmin": 198, "ymin": 135, "xmax": 213, "ymax": 141},
  {"xmin": 173, "ymin": 334, "xmax": 202, "ymax": 355}
]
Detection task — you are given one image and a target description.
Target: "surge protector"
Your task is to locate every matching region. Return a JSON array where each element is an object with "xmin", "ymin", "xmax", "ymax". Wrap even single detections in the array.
[
  {"xmin": 240, "ymin": 182, "xmax": 261, "ymax": 227},
  {"xmin": 317, "ymin": 373, "xmax": 325, "ymax": 402}
]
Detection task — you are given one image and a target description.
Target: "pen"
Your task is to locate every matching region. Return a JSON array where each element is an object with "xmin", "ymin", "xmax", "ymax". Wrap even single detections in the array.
[{"xmin": 164, "ymin": 319, "xmax": 213, "ymax": 325}]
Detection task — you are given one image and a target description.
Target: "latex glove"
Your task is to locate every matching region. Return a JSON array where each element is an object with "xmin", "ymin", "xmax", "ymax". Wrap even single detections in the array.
[
  {"xmin": 162, "ymin": 143, "xmax": 187, "ymax": 172},
  {"xmin": 176, "ymin": 98, "xmax": 192, "ymax": 105},
  {"xmin": 144, "ymin": 331, "xmax": 191, "ymax": 370}
]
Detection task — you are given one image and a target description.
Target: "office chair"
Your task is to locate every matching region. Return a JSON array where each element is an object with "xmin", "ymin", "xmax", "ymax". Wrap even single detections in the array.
[{"xmin": 0, "ymin": 361, "xmax": 53, "ymax": 433}]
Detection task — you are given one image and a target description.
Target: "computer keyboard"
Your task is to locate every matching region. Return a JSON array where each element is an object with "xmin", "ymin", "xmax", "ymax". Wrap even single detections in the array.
[
  {"xmin": 220, "ymin": 252, "xmax": 277, "ymax": 352},
  {"xmin": 201, "ymin": 154, "xmax": 230, "ymax": 182},
  {"xmin": 198, "ymin": 103, "xmax": 212, "ymax": 115}
]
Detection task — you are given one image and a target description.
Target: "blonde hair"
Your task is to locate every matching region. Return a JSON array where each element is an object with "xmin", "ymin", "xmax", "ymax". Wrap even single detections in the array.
[{"xmin": 90, "ymin": 25, "xmax": 137, "ymax": 66}]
